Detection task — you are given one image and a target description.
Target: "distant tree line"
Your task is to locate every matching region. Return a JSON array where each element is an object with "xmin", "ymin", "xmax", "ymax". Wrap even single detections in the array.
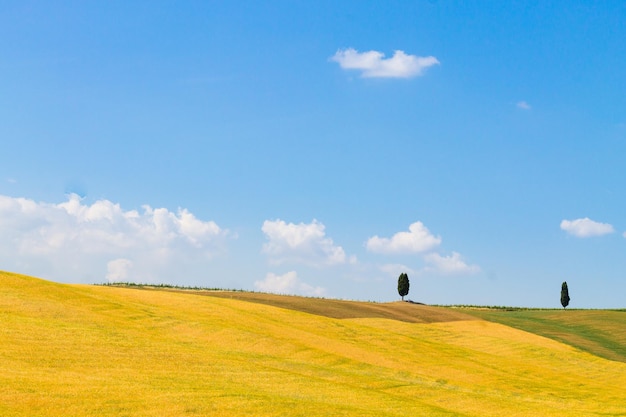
[{"xmin": 394, "ymin": 274, "xmax": 573, "ymax": 308}]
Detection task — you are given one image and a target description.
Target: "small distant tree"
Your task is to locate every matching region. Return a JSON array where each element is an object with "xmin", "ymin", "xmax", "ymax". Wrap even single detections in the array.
[
  {"xmin": 560, "ymin": 281, "xmax": 570, "ymax": 308},
  {"xmin": 398, "ymin": 273, "xmax": 410, "ymax": 301}
]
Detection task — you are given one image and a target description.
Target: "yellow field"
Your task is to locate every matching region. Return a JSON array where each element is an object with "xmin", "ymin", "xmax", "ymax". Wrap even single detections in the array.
[{"xmin": 2, "ymin": 271, "xmax": 626, "ymax": 416}]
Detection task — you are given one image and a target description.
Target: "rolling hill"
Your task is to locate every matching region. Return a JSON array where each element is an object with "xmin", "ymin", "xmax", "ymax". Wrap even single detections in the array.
[
  {"xmin": 461, "ymin": 307, "xmax": 626, "ymax": 363},
  {"xmin": 2, "ymin": 271, "xmax": 626, "ymax": 416}
]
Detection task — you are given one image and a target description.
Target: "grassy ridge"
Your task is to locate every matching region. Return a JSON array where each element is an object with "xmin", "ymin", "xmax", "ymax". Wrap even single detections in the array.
[
  {"xmin": 190, "ymin": 289, "xmax": 626, "ymax": 364},
  {"xmin": 171, "ymin": 289, "xmax": 480, "ymax": 323},
  {"xmin": 460, "ymin": 308, "xmax": 626, "ymax": 363},
  {"xmin": 2, "ymin": 272, "xmax": 626, "ymax": 416},
  {"xmin": 197, "ymin": 290, "xmax": 626, "ymax": 363}
]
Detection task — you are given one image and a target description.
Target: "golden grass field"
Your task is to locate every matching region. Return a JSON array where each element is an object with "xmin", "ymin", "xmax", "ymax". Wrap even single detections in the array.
[{"xmin": 2, "ymin": 271, "xmax": 626, "ymax": 416}]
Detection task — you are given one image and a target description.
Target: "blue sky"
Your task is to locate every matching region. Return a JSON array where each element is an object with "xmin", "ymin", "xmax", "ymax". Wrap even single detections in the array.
[{"xmin": 2, "ymin": 1, "xmax": 626, "ymax": 307}]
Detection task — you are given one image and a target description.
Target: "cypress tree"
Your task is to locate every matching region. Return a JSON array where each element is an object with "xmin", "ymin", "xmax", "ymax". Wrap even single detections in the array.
[
  {"xmin": 560, "ymin": 281, "xmax": 570, "ymax": 309},
  {"xmin": 397, "ymin": 273, "xmax": 410, "ymax": 301}
]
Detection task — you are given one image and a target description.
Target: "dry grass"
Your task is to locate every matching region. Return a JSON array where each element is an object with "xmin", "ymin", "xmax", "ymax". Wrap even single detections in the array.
[
  {"xmin": 182, "ymin": 290, "xmax": 479, "ymax": 323},
  {"xmin": 462, "ymin": 308, "xmax": 626, "ymax": 363},
  {"xmin": 2, "ymin": 271, "xmax": 626, "ymax": 416}
]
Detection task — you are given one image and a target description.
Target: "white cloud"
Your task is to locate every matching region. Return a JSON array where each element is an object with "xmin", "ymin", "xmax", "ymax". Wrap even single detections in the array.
[
  {"xmin": 331, "ymin": 48, "xmax": 439, "ymax": 78},
  {"xmin": 261, "ymin": 219, "xmax": 355, "ymax": 266},
  {"xmin": 366, "ymin": 221, "xmax": 441, "ymax": 254},
  {"xmin": 0, "ymin": 194, "xmax": 229, "ymax": 283},
  {"xmin": 106, "ymin": 258, "xmax": 133, "ymax": 283},
  {"xmin": 560, "ymin": 217, "xmax": 614, "ymax": 238},
  {"xmin": 517, "ymin": 101, "xmax": 531, "ymax": 110},
  {"xmin": 424, "ymin": 252, "xmax": 480, "ymax": 275},
  {"xmin": 254, "ymin": 271, "xmax": 326, "ymax": 297}
]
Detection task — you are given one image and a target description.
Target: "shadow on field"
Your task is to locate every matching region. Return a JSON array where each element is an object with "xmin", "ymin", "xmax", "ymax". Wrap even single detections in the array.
[{"xmin": 200, "ymin": 292, "xmax": 478, "ymax": 323}]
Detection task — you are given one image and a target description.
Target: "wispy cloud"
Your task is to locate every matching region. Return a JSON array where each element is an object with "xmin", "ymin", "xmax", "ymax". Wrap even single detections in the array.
[
  {"xmin": 254, "ymin": 271, "xmax": 326, "ymax": 297},
  {"xmin": 0, "ymin": 194, "xmax": 230, "ymax": 283},
  {"xmin": 331, "ymin": 48, "xmax": 439, "ymax": 78},
  {"xmin": 106, "ymin": 258, "xmax": 133, "ymax": 283},
  {"xmin": 378, "ymin": 263, "xmax": 416, "ymax": 276},
  {"xmin": 261, "ymin": 219, "xmax": 355, "ymax": 266},
  {"xmin": 366, "ymin": 221, "xmax": 441, "ymax": 254},
  {"xmin": 424, "ymin": 252, "xmax": 480, "ymax": 275},
  {"xmin": 560, "ymin": 217, "xmax": 614, "ymax": 237},
  {"xmin": 516, "ymin": 101, "xmax": 531, "ymax": 110}
]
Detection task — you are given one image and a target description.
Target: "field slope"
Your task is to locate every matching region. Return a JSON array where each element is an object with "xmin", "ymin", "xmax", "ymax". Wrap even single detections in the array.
[
  {"xmin": 203, "ymin": 291, "xmax": 626, "ymax": 363},
  {"xmin": 2, "ymin": 271, "xmax": 626, "ymax": 416},
  {"xmin": 461, "ymin": 308, "xmax": 626, "ymax": 363}
]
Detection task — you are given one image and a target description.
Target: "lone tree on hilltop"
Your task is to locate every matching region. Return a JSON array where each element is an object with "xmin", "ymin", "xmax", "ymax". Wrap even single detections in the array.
[
  {"xmin": 560, "ymin": 281, "xmax": 570, "ymax": 309},
  {"xmin": 397, "ymin": 273, "xmax": 410, "ymax": 301}
]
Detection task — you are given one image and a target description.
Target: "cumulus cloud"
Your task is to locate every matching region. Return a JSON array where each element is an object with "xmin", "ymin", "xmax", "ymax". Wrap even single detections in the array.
[
  {"xmin": 560, "ymin": 217, "xmax": 614, "ymax": 238},
  {"xmin": 516, "ymin": 101, "xmax": 531, "ymax": 110},
  {"xmin": 424, "ymin": 252, "xmax": 480, "ymax": 275},
  {"xmin": 366, "ymin": 221, "xmax": 479, "ymax": 277},
  {"xmin": 106, "ymin": 258, "xmax": 133, "ymax": 283},
  {"xmin": 0, "ymin": 194, "xmax": 229, "ymax": 283},
  {"xmin": 331, "ymin": 48, "xmax": 439, "ymax": 78},
  {"xmin": 254, "ymin": 271, "xmax": 326, "ymax": 297},
  {"xmin": 262, "ymin": 219, "xmax": 355, "ymax": 266},
  {"xmin": 366, "ymin": 221, "xmax": 441, "ymax": 254}
]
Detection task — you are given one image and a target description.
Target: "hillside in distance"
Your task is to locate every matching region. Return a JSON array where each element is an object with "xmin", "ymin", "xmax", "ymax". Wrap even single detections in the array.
[
  {"xmin": 179, "ymin": 289, "xmax": 479, "ymax": 322},
  {"xmin": 2, "ymin": 271, "xmax": 626, "ymax": 416},
  {"xmin": 462, "ymin": 307, "xmax": 626, "ymax": 363},
  {"xmin": 162, "ymin": 287, "xmax": 626, "ymax": 363}
]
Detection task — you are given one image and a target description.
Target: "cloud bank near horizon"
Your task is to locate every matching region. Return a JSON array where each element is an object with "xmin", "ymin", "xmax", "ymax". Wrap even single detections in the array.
[
  {"xmin": 254, "ymin": 271, "xmax": 326, "ymax": 297},
  {"xmin": 0, "ymin": 193, "xmax": 482, "ymax": 298},
  {"xmin": 0, "ymin": 194, "xmax": 229, "ymax": 283}
]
